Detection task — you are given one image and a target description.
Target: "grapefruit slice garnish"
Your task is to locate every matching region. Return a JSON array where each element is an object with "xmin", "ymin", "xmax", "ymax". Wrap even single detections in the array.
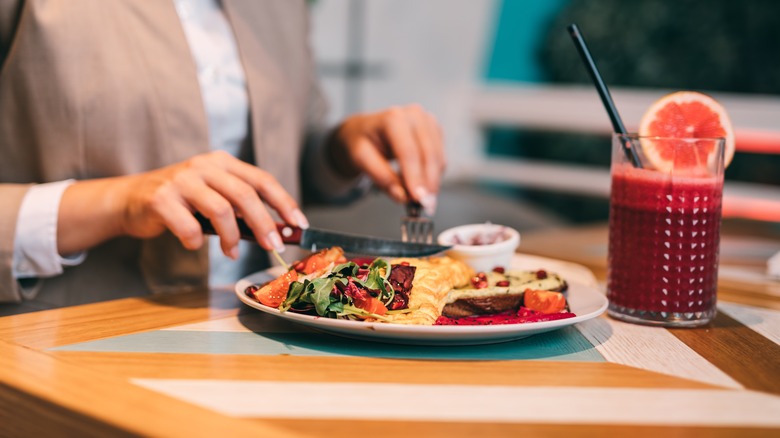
[{"xmin": 638, "ymin": 91, "xmax": 734, "ymax": 173}]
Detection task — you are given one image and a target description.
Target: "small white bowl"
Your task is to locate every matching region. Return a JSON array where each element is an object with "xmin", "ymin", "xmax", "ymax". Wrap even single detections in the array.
[{"xmin": 437, "ymin": 223, "xmax": 521, "ymax": 273}]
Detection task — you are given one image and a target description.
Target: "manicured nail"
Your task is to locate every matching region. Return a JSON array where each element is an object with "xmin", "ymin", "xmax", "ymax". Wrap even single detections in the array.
[
  {"xmin": 415, "ymin": 187, "xmax": 437, "ymax": 216},
  {"xmin": 267, "ymin": 231, "xmax": 286, "ymax": 253},
  {"xmin": 389, "ymin": 184, "xmax": 407, "ymax": 203},
  {"xmin": 292, "ymin": 208, "xmax": 309, "ymax": 230}
]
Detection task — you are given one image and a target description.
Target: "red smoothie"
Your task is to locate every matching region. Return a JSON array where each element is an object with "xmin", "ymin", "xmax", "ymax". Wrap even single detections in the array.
[{"xmin": 607, "ymin": 165, "xmax": 723, "ymax": 323}]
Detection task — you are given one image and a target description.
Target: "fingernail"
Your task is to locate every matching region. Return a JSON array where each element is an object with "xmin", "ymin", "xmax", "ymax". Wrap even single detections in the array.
[
  {"xmin": 292, "ymin": 208, "xmax": 309, "ymax": 230},
  {"xmin": 267, "ymin": 231, "xmax": 286, "ymax": 253},
  {"xmin": 228, "ymin": 245, "xmax": 240, "ymax": 260},
  {"xmin": 389, "ymin": 184, "xmax": 407, "ymax": 203},
  {"xmin": 415, "ymin": 187, "xmax": 437, "ymax": 216}
]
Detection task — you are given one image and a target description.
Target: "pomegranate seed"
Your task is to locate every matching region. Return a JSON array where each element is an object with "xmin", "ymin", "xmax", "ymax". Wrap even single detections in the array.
[
  {"xmin": 536, "ymin": 269, "xmax": 548, "ymax": 279},
  {"xmin": 493, "ymin": 266, "xmax": 505, "ymax": 274},
  {"xmin": 477, "ymin": 272, "xmax": 487, "ymax": 280},
  {"xmin": 496, "ymin": 280, "xmax": 510, "ymax": 287},
  {"xmin": 475, "ymin": 280, "xmax": 488, "ymax": 289}
]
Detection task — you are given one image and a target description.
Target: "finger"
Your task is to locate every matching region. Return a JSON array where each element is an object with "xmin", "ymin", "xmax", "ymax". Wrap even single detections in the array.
[
  {"xmin": 407, "ymin": 107, "xmax": 446, "ymax": 217},
  {"xmin": 380, "ymin": 107, "xmax": 444, "ymax": 214},
  {"xmin": 402, "ymin": 105, "xmax": 443, "ymax": 209},
  {"xmin": 150, "ymin": 185, "xmax": 205, "ymax": 251},
  {"xmin": 376, "ymin": 108, "xmax": 427, "ymax": 200},
  {"xmin": 191, "ymin": 151, "xmax": 294, "ymax": 251},
  {"xmin": 225, "ymin": 159, "xmax": 310, "ymax": 231},
  {"xmin": 347, "ymin": 136, "xmax": 408, "ymax": 203},
  {"xmin": 407, "ymin": 105, "xmax": 445, "ymax": 193},
  {"xmin": 200, "ymin": 167, "xmax": 287, "ymax": 253},
  {"xmin": 175, "ymin": 172, "xmax": 241, "ymax": 258}
]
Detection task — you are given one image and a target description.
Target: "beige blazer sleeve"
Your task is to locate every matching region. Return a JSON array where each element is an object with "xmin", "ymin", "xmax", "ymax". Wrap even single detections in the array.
[{"xmin": 0, "ymin": 0, "xmax": 360, "ymax": 307}]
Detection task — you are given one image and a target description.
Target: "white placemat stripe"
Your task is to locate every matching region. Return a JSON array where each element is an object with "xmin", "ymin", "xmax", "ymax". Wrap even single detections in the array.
[
  {"xmin": 575, "ymin": 317, "xmax": 742, "ymax": 389},
  {"xmin": 132, "ymin": 379, "xmax": 780, "ymax": 427},
  {"xmin": 164, "ymin": 316, "xmax": 259, "ymax": 333},
  {"xmin": 719, "ymin": 302, "xmax": 780, "ymax": 346}
]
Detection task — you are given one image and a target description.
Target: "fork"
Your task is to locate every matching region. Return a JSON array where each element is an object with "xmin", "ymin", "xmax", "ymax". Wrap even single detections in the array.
[{"xmin": 400, "ymin": 201, "xmax": 434, "ymax": 244}]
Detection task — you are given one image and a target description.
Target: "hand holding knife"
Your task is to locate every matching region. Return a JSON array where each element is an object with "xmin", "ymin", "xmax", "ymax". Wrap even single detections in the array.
[{"xmin": 194, "ymin": 212, "xmax": 449, "ymax": 257}]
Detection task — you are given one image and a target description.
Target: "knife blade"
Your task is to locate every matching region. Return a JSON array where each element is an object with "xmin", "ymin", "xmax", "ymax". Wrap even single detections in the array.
[{"xmin": 194, "ymin": 213, "xmax": 450, "ymax": 257}]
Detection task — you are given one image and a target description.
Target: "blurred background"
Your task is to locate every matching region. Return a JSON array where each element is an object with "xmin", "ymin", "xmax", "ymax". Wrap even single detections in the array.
[{"xmin": 305, "ymin": 0, "xmax": 780, "ymax": 238}]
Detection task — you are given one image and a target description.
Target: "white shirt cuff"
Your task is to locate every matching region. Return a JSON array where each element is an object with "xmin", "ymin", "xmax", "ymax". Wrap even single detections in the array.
[{"xmin": 13, "ymin": 180, "xmax": 87, "ymax": 279}]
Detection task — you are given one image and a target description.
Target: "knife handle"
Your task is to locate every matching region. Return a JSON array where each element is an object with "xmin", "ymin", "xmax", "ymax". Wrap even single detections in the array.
[
  {"xmin": 194, "ymin": 212, "xmax": 302, "ymax": 245},
  {"xmin": 276, "ymin": 223, "xmax": 303, "ymax": 244}
]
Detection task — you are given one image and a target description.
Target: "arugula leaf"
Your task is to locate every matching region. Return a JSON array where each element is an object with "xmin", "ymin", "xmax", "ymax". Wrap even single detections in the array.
[
  {"xmin": 330, "ymin": 262, "xmax": 359, "ymax": 278},
  {"xmin": 356, "ymin": 259, "xmax": 394, "ymax": 304},
  {"xmin": 326, "ymin": 300, "xmax": 344, "ymax": 314},
  {"xmin": 280, "ymin": 280, "xmax": 307, "ymax": 312},
  {"xmin": 370, "ymin": 258, "xmax": 390, "ymax": 276},
  {"xmin": 309, "ymin": 277, "xmax": 337, "ymax": 316}
]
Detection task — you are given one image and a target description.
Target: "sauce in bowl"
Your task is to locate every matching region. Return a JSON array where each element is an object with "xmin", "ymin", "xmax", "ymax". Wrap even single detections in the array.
[{"xmin": 438, "ymin": 224, "xmax": 520, "ymax": 273}]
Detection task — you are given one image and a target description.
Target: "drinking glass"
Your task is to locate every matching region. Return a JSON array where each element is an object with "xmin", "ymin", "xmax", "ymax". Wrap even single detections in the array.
[{"xmin": 607, "ymin": 133, "xmax": 725, "ymax": 327}]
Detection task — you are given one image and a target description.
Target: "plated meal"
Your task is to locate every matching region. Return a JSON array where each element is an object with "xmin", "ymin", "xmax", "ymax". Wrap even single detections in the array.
[{"xmin": 242, "ymin": 246, "xmax": 577, "ymax": 327}]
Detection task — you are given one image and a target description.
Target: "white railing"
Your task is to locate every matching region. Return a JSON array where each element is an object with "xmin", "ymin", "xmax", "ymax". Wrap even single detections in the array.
[{"xmin": 469, "ymin": 84, "xmax": 780, "ymax": 222}]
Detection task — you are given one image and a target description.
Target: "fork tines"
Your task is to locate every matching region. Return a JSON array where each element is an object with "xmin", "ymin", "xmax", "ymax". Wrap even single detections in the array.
[{"xmin": 401, "ymin": 201, "xmax": 434, "ymax": 244}]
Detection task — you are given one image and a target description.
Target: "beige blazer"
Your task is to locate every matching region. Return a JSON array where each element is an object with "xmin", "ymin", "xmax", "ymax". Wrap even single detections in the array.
[{"xmin": 0, "ymin": 0, "xmax": 336, "ymax": 310}]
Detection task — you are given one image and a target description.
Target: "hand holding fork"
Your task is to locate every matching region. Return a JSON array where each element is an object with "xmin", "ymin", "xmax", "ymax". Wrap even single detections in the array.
[{"xmin": 325, "ymin": 104, "xmax": 443, "ymax": 245}]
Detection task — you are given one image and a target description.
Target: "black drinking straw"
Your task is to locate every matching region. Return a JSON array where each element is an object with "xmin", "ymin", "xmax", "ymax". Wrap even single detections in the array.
[{"xmin": 567, "ymin": 23, "xmax": 643, "ymax": 168}]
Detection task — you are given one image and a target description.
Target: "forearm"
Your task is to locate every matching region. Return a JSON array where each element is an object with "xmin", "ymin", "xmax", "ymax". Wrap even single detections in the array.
[{"xmin": 301, "ymin": 130, "xmax": 372, "ymax": 205}]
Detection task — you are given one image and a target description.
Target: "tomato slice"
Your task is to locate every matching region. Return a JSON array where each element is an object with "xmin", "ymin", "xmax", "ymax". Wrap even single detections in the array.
[
  {"xmin": 254, "ymin": 270, "xmax": 298, "ymax": 308},
  {"xmin": 298, "ymin": 247, "xmax": 346, "ymax": 275},
  {"xmin": 355, "ymin": 296, "xmax": 388, "ymax": 316},
  {"xmin": 523, "ymin": 289, "xmax": 566, "ymax": 314}
]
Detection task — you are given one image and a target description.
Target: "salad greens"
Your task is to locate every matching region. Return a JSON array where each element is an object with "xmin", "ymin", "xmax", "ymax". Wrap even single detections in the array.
[{"xmin": 278, "ymin": 259, "xmax": 398, "ymax": 320}]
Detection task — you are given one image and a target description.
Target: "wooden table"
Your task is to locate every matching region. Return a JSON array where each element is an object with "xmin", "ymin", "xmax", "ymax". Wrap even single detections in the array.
[{"xmin": 1, "ymin": 222, "xmax": 779, "ymax": 437}]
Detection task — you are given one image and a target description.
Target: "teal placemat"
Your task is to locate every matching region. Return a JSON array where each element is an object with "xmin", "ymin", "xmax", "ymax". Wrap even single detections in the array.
[{"xmin": 52, "ymin": 322, "xmax": 604, "ymax": 362}]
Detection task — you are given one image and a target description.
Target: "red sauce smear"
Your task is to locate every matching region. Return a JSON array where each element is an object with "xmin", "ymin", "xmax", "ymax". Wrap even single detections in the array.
[{"xmin": 435, "ymin": 307, "xmax": 576, "ymax": 326}]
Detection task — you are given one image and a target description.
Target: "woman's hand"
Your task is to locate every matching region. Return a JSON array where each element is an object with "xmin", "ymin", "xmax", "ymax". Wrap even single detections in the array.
[
  {"xmin": 329, "ymin": 104, "xmax": 446, "ymax": 215},
  {"xmin": 57, "ymin": 151, "xmax": 308, "ymax": 257}
]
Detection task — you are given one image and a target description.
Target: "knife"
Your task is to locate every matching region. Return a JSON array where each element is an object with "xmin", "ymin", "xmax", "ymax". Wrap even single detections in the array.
[{"xmin": 194, "ymin": 213, "xmax": 450, "ymax": 257}]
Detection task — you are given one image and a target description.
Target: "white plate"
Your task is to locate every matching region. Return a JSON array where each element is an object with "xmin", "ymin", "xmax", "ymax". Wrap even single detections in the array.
[{"xmin": 235, "ymin": 258, "xmax": 608, "ymax": 346}]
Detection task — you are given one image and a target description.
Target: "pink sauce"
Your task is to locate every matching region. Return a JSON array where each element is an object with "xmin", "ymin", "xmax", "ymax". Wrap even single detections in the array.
[
  {"xmin": 435, "ymin": 307, "xmax": 576, "ymax": 326},
  {"xmin": 608, "ymin": 167, "xmax": 722, "ymax": 314},
  {"xmin": 451, "ymin": 226, "xmax": 508, "ymax": 245}
]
